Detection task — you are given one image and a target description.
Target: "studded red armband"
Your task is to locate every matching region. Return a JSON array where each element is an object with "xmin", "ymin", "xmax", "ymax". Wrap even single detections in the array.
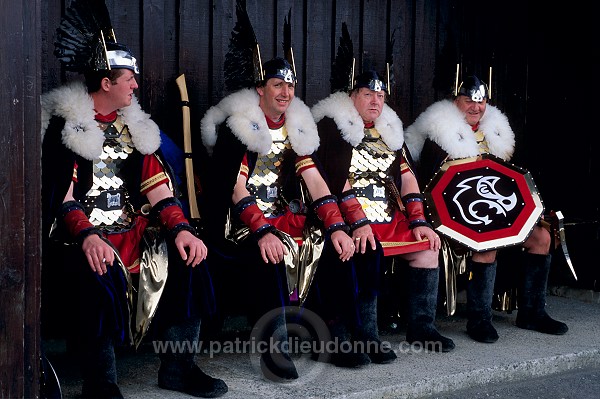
[
  {"xmin": 401, "ymin": 193, "xmax": 432, "ymax": 229},
  {"xmin": 234, "ymin": 196, "xmax": 274, "ymax": 238},
  {"xmin": 152, "ymin": 197, "xmax": 196, "ymax": 237},
  {"xmin": 339, "ymin": 190, "xmax": 369, "ymax": 230},
  {"xmin": 60, "ymin": 201, "xmax": 102, "ymax": 243},
  {"xmin": 310, "ymin": 195, "xmax": 349, "ymax": 233}
]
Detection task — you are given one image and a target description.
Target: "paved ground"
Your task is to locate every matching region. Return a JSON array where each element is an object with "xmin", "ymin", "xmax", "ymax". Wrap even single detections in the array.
[
  {"xmin": 45, "ymin": 286, "xmax": 600, "ymax": 399},
  {"xmin": 423, "ymin": 364, "xmax": 600, "ymax": 399}
]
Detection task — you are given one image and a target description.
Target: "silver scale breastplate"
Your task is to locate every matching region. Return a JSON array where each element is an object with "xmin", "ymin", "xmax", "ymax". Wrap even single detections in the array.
[
  {"xmin": 246, "ymin": 126, "xmax": 291, "ymax": 218},
  {"xmin": 81, "ymin": 117, "xmax": 136, "ymax": 233},
  {"xmin": 349, "ymin": 128, "xmax": 397, "ymax": 223}
]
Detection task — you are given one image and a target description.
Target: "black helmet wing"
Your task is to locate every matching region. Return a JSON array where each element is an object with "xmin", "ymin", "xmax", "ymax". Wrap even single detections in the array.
[
  {"xmin": 330, "ymin": 22, "xmax": 354, "ymax": 93},
  {"xmin": 224, "ymin": 0, "xmax": 262, "ymax": 92},
  {"xmin": 54, "ymin": 0, "xmax": 114, "ymax": 72}
]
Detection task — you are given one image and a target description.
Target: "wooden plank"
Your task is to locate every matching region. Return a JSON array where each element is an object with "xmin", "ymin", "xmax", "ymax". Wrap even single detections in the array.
[
  {"xmin": 23, "ymin": 0, "xmax": 42, "ymax": 396},
  {"xmin": 275, "ymin": 0, "xmax": 305, "ymax": 99},
  {"xmin": 305, "ymin": 0, "xmax": 333, "ymax": 105},
  {"xmin": 361, "ymin": 0, "xmax": 388, "ymax": 74},
  {"xmin": 179, "ymin": 0, "xmax": 212, "ymax": 122},
  {"xmin": 411, "ymin": 0, "xmax": 437, "ymax": 118},
  {"xmin": 389, "ymin": 0, "xmax": 413, "ymax": 122},
  {"xmin": 210, "ymin": 0, "xmax": 236, "ymax": 105},
  {"xmin": 41, "ymin": 0, "xmax": 63, "ymax": 92},
  {"xmin": 431, "ymin": 0, "xmax": 458, "ymax": 104},
  {"xmin": 334, "ymin": 0, "xmax": 361, "ymax": 72},
  {"xmin": 248, "ymin": 0, "xmax": 276, "ymax": 60},
  {"xmin": 1, "ymin": 0, "xmax": 25, "ymax": 393},
  {"xmin": 0, "ymin": 0, "xmax": 41, "ymax": 396},
  {"xmin": 141, "ymin": 0, "xmax": 166, "ymax": 125}
]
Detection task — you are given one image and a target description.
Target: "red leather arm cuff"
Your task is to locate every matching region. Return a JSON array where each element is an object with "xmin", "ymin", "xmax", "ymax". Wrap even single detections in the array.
[
  {"xmin": 402, "ymin": 193, "xmax": 432, "ymax": 229},
  {"xmin": 152, "ymin": 197, "xmax": 196, "ymax": 237},
  {"xmin": 159, "ymin": 204, "xmax": 190, "ymax": 230},
  {"xmin": 339, "ymin": 190, "xmax": 369, "ymax": 229},
  {"xmin": 311, "ymin": 195, "xmax": 348, "ymax": 233},
  {"xmin": 60, "ymin": 200, "xmax": 102, "ymax": 243},
  {"xmin": 235, "ymin": 196, "xmax": 272, "ymax": 236},
  {"xmin": 63, "ymin": 208, "xmax": 95, "ymax": 237}
]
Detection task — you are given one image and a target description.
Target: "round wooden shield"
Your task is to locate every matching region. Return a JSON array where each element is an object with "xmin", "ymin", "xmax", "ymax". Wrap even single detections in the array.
[{"xmin": 424, "ymin": 154, "xmax": 544, "ymax": 252}]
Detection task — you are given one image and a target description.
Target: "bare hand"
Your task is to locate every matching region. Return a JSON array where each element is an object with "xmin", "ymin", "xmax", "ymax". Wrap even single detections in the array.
[
  {"xmin": 175, "ymin": 230, "xmax": 207, "ymax": 267},
  {"xmin": 257, "ymin": 232, "xmax": 288, "ymax": 264},
  {"xmin": 81, "ymin": 234, "xmax": 114, "ymax": 275},
  {"xmin": 351, "ymin": 224, "xmax": 377, "ymax": 254},
  {"xmin": 331, "ymin": 230, "xmax": 355, "ymax": 262},
  {"xmin": 412, "ymin": 225, "xmax": 441, "ymax": 251}
]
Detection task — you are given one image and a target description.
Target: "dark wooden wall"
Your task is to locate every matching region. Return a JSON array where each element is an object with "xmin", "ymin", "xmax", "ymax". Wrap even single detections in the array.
[
  {"xmin": 1, "ymin": 0, "xmax": 597, "ymax": 393},
  {"xmin": 1, "ymin": 0, "xmax": 41, "ymax": 397}
]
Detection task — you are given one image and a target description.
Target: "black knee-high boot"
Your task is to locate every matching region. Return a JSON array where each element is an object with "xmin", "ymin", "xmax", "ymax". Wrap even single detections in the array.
[
  {"xmin": 80, "ymin": 336, "xmax": 123, "ymax": 399},
  {"xmin": 515, "ymin": 253, "xmax": 568, "ymax": 335},
  {"xmin": 256, "ymin": 311, "xmax": 299, "ymax": 382},
  {"xmin": 327, "ymin": 317, "xmax": 371, "ymax": 368},
  {"xmin": 405, "ymin": 267, "xmax": 455, "ymax": 352},
  {"xmin": 356, "ymin": 295, "xmax": 397, "ymax": 363},
  {"xmin": 466, "ymin": 260, "xmax": 499, "ymax": 343},
  {"xmin": 158, "ymin": 316, "xmax": 228, "ymax": 397}
]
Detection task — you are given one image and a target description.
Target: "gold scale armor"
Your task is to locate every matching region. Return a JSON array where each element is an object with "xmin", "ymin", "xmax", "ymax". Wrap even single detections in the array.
[
  {"xmin": 246, "ymin": 126, "xmax": 292, "ymax": 217},
  {"xmin": 81, "ymin": 117, "xmax": 136, "ymax": 233},
  {"xmin": 349, "ymin": 127, "xmax": 397, "ymax": 223}
]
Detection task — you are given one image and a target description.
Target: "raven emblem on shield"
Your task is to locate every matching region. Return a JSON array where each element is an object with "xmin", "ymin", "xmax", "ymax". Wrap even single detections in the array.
[{"xmin": 452, "ymin": 175, "xmax": 517, "ymax": 226}]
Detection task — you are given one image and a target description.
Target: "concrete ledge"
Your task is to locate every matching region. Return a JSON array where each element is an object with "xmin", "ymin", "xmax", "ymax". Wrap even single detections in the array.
[
  {"xmin": 48, "ymin": 294, "xmax": 600, "ymax": 399},
  {"xmin": 549, "ymin": 285, "xmax": 600, "ymax": 305},
  {"xmin": 357, "ymin": 349, "xmax": 600, "ymax": 399}
]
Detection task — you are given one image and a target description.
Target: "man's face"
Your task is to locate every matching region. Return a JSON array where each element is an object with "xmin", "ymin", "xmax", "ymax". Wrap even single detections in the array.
[
  {"xmin": 454, "ymin": 95, "xmax": 486, "ymax": 126},
  {"xmin": 257, "ymin": 78, "xmax": 295, "ymax": 121},
  {"xmin": 107, "ymin": 69, "xmax": 138, "ymax": 110},
  {"xmin": 351, "ymin": 87, "xmax": 385, "ymax": 123}
]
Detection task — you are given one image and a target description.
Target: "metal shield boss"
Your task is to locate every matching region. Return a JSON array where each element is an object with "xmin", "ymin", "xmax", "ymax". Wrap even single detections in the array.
[{"xmin": 424, "ymin": 154, "xmax": 544, "ymax": 252}]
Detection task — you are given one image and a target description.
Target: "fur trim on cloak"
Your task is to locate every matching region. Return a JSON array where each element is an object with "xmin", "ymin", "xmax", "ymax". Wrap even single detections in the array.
[
  {"xmin": 41, "ymin": 81, "xmax": 161, "ymax": 160},
  {"xmin": 200, "ymin": 88, "xmax": 320, "ymax": 156},
  {"xmin": 404, "ymin": 99, "xmax": 514, "ymax": 162},
  {"xmin": 311, "ymin": 91, "xmax": 405, "ymax": 150}
]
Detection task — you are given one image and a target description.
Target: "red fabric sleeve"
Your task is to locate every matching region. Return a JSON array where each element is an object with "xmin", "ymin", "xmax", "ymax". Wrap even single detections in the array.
[
  {"xmin": 239, "ymin": 153, "xmax": 250, "ymax": 179},
  {"xmin": 73, "ymin": 161, "xmax": 79, "ymax": 183},
  {"xmin": 140, "ymin": 154, "xmax": 170, "ymax": 195},
  {"xmin": 295, "ymin": 155, "xmax": 316, "ymax": 175}
]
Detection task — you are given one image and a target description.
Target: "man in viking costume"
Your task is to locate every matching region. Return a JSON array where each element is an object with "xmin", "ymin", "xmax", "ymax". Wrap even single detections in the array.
[
  {"xmin": 197, "ymin": 1, "xmax": 355, "ymax": 381},
  {"xmin": 311, "ymin": 24, "xmax": 455, "ymax": 364},
  {"xmin": 41, "ymin": 1, "xmax": 227, "ymax": 397},
  {"xmin": 312, "ymin": 69, "xmax": 455, "ymax": 356},
  {"xmin": 404, "ymin": 75, "xmax": 568, "ymax": 343}
]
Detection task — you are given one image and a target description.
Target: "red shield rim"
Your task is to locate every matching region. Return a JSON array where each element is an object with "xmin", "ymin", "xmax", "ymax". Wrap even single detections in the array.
[{"xmin": 424, "ymin": 154, "xmax": 544, "ymax": 251}]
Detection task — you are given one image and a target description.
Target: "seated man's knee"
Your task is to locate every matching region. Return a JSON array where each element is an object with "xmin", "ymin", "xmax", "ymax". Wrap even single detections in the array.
[
  {"xmin": 471, "ymin": 250, "xmax": 496, "ymax": 264},
  {"xmin": 524, "ymin": 226, "xmax": 551, "ymax": 254},
  {"xmin": 403, "ymin": 249, "xmax": 438, "ymax": 268}
]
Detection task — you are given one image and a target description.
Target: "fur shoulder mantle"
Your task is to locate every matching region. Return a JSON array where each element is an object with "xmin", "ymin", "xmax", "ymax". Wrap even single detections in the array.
[
  {"xmin": 200, "ymin": 88, "xmax": 320, "ymax": 156},
  {"xmin": 40, "ymin": 81, "xmax": 160, "ymax": 160},
  {"xmin": 311, "ymin": 91, "xmax": 404, "ymax": 150},
  {"xmin": 404, "ymin": 99, "xmax": 514, "ymax": 161}
]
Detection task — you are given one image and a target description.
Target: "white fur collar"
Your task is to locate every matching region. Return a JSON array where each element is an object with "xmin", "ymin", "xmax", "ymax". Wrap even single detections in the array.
[
  {"xmin": 311, "ymin": 91, "xmax": 405, "ymax": 150},
  {"xmin": 200, "ymin": 88, "xmax": 320, "ymax": 156},
  {"xmin": 404, "ymin": 99, "xmax": 515, "ymax": 162},
  {"xmin": 40, "ymin": 81, "xmax": 161, "ymax": 160}
]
